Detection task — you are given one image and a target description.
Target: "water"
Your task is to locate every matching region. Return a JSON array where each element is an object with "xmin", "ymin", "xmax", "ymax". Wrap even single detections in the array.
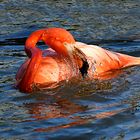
[{"xmin": 0, "ymin": 0, "xmax": 140, "ymax": 139}]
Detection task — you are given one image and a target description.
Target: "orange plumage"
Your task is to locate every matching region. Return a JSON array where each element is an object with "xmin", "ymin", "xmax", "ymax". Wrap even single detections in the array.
[{"xmin": 16, "ymin": 28, "xmax": 140, "ymax": 93}]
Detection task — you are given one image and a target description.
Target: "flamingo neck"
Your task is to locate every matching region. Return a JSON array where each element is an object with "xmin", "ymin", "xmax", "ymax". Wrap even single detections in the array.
[
  {"xmin": 18, "ymin": 30, "xmax": 45, "ymax": 93},
  {"xmin": 25, "ymin": 29, "xmax": 45, "ymax": 58},
  {"xmin": 18, "ymin": 48, "xmax": 42, "ymax": 93}
]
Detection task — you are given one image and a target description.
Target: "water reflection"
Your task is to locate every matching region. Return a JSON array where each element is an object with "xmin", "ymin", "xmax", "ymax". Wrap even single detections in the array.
[{"xmin": 21, "ymin": 89, "xmax": 140, "ymax": 134}]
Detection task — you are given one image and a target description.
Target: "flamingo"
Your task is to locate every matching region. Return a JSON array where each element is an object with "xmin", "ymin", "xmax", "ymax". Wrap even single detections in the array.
[{"xmin": 16, "ymin": 28, "xmax": 140, "ymax": 93}]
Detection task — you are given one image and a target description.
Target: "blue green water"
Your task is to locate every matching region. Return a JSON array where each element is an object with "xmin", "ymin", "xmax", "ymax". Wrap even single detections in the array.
[{"xmin": 0, "ymin": 1, "xmax": 140, "ymax": 139}]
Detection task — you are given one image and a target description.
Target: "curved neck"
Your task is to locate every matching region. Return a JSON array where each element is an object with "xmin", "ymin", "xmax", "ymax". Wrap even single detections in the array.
[
  {"xmin": 25, "ymin": 29, "xmax": 45, "ymax": 57},
  {"xmin": 18, "ymin": 30, "xmax": 45, "ymax": 93},
  {"xmin": 18, "ymin": 48, "xmax": 42, "ymax": 93}
]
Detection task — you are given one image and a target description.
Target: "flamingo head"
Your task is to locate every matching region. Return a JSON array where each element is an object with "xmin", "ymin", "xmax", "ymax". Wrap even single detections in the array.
[{"xmin": 41, "ymin": 28, "xmax": 76, "ymax": 56}]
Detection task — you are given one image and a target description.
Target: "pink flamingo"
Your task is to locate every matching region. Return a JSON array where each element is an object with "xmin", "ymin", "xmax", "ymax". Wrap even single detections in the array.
[{"xmin": 16, "ymin": 28, "xmax": 140, "ymax": 93}]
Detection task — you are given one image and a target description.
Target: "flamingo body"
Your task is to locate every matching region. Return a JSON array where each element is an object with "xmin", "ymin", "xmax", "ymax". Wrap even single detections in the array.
[{"xmin": 16, "ymin": 28, "xmax": 140, "ymax": 93}]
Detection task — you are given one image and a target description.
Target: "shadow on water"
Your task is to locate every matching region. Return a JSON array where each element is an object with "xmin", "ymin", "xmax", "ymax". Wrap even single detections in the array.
[{"xmin": 0, "ymin": 0, "xmax": 140, "ymax": 139}]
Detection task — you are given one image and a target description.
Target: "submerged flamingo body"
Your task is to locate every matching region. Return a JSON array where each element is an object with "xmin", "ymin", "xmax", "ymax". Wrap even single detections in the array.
[{"xmin": 16, "ymin": 28, "xmax": 140, "ymax": 93}]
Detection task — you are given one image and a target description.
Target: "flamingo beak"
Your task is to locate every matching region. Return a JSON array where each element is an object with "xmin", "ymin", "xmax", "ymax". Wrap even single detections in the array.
[
  {"xmin": 63, "ymin": 42, "xmax": 85, "ymax": 59},
  {"xmin": 63, "ymin": 42, "xmax": 89, "ymax": 77}
]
